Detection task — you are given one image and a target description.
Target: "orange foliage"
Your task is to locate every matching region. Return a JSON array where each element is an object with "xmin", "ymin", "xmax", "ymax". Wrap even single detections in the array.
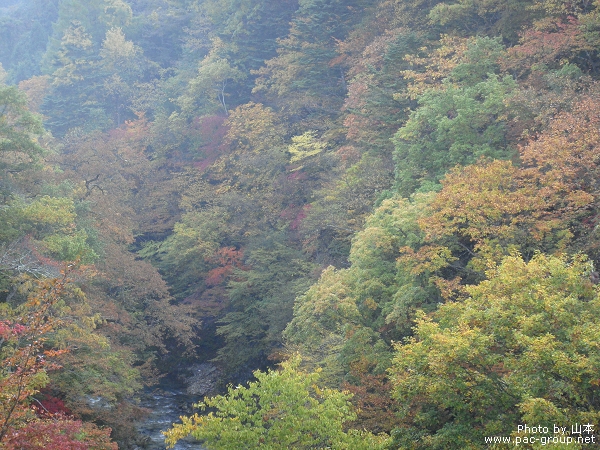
[
  {"xmin": 342, "ymin": 360, "xmax": 398, "ymax": 434},
  {"xmin": 0, "ymin": 271, "xmax": 72, "ymax": 443},
  {"xmin": 406, "ymin": 92, "xmax": 600, "ymax": 280},
  {"xmin": 4, "ymin": 417, "xmax": 116, "ymax": 449},
  {"xmin": 206, "ymin": 247, "xmax": 245, "ymax": 286},
  {"xmin": 504, "ymin": 17, "xmax": 590, "ymax": 76}
]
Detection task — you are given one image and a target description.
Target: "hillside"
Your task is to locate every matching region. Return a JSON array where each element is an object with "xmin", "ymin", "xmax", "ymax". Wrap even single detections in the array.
[{"xmin": 2, "ymin": 0, "xmax": 600, "ymax": 448}]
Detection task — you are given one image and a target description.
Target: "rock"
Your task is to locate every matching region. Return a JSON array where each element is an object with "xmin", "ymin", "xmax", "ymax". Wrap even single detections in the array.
[{"xmin": 184, "ymin": 363, "xmax": 222, "ymax": 397}]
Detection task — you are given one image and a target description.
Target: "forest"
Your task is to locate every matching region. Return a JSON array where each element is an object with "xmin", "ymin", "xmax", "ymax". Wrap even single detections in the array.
[{"xmin": 1, "ymin": 0, "xmax": 600, "ymax": 448}]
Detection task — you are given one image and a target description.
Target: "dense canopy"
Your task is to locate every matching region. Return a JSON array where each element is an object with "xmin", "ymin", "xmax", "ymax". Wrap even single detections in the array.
[{"xmin": 2, "ymin": 0, "xmax": 600, "ymax": 448}]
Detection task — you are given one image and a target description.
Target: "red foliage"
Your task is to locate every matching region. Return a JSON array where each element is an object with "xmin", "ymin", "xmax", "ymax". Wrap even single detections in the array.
[
  {"xmin": 210, "ymin": 247, "xmax": 244, "ymax": 267},
  {"xmin": 504, "ymin": 17, "xmax": 589, "ymax": 75},
  {"xmin": 0, "ymin": 321, "xmax": 27, "ymax": 339},
  {"xmin": 342, "ymin": 364, "xmax": 398, "ymax": 434},
  {"xmin": 0, "ymin": 273, "xmax": 72, "ymax": 443},
  {"xmin": 279, "ymin": 204, "xmax": 311, "ymax": 230},
  {"xmin": 0, "ymin": 321, "xmax": 9, "ymax": 339},
  {"xmin": 205, "ymin": 247, "xmax": 245, "ymax": 286},
  {"xmin": 4, "ymin": 417, "xmax": 116, "ymax": 450},
  {"xmin": 33, "ymin": 391, "xmax": 72, "ymax": 417},
  {"xmin": 205, "ymin": 266, "xmax": 231, "ymax": 287},
  {"xmin": 335, "ymin": 145, "xmax": 361, "ymax": 165},
  {"xmin": 192, "ymin": 115, "xmax": 230, "ymax": 172},
  {"xmin": 285, "ymin": 171, "xmax": 308, "ymax": 181},
  {"xmin": 22, "ymin": 235, "xmax": 63, "ymax": 274}
]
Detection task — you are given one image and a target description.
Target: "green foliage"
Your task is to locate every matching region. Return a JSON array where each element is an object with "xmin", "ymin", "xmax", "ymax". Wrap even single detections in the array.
[
  {"xmin": 201, "ymin": 0, "xmax": 297, "ymax": 101},
  {"xmin": 429, "ymin": 0, "xmax": 539, "ymax": 42},
  {"xmin": 215, "ymin": 236, "xmax": 317, "ymax": 372},
  {"xmin": 390, "ymin": 254, "xmax": 600, "ymax": 449},
  {"xmin": 254, "ymin": 0, "xmax": 372, "ymax": 114},
  {"xmin": 0, "ymin": 195, "xmax": 98, "ymax": 267},
  {"xmin": 41, "ymin": 22, "xmax": 110, "ymax": 136},
  {"xmin": 288, "ymin": 131, "xmax": 326, "ymax": 163},
  {"xmin": 177, "ymin": 38, "xmax": 246, "ymax": 117},
  {"xmin": 164, "ymin": 356, "xmax": 388, "ymax": 449},
  {"xmin": 284, "ymin": 194, "xmax": 438, "ymax": 383},
  {"xmin": 0, "ymin": 0, "xmax": 59, "ymax": 83},
  {"xmin": 0, "ymin": 84, "xmax": 45, "ymax": 173},
  {"xmin": 343, "ymin": 30, "xmax": 422, "ymax": 154},
  {"xmin": 156, "ymin": 209, "xmax": 225, "ymax": 298},
  {"xmin": 392, "ymin": 38, "xmax": 516, "ymax": 196}
]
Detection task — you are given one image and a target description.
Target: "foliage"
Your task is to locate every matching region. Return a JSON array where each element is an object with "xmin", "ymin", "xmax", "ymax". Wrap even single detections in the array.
[
  {"xmin": 0, "ymin": 272, "xmax": 69, "ymax": 442},
  {"xmin": 392, "ymin": 38, "xmax": 516, "ymax": 196},
  {"xmin": 284, "ymin": 193, "xmax": 438, "ymax": 416},
  {"xmin": 0, "ymin": 265, "xmax": 138, "ymax": 447},
  {"xmin": 428, "ymin": 0, "xmax": 538, "ymax": 42},
  {"xmin": 7, "ymin": 0, "xmax": 600, "ymax": 445},
  {"xmin": 285, "ymin": 194, "xmax": 435, "ymax": 356},
  {"xmin": 164, "ymin": 356, "xmax": 388, "ymax": 449},
  {"xmin": 0, "ymin": 83, "xmax": 45, "ymax": 173},
  {"xmin": 177, "ymin": 38, "xmax": 246, "ymax": 117},
  {"xmin": 4, "ymin": 418, "xmax": 117, "ymax": 450},
  {"xmin": 214, "ymin": 236, "xmax": 316, "ymax": 372},
  {"xmin": 253, "ymin": 0, "xmax": 373, "ymax": 116},
  {"xmin": 288, "ymin": 131, "xmax": 326, "ymax": 163},
  {"xmin": 406, "ymin": 91, "xmax": 600, "ymax": 285},
  {"xmin": 390, "ymin": 253, "xmax": 600, "ymax": 449},
  {"xmin": 0, "ymin": 0, "xmax": 59, "ymax": 83}
]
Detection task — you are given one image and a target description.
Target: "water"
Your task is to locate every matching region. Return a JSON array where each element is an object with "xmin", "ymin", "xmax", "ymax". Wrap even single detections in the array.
[{"xmin": 136, "ymin": 388, "xmax": 205, "ymax": 450}]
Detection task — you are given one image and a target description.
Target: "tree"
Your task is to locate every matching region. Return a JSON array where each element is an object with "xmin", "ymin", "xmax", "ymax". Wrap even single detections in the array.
[
  {"xmin": 413, "ymin": 159, "xmax": 572, "ymax": 276},
  {"xmin": 392, "ymin": 37, "xmax": 516, "ymax": 196},
  {"xmin": 283, "ymin": 193, "xmax": 438, "ymax": 420},
  {"xmin": 0, "ymin": 84, "xmax": 45, "ymax": 174},
  {"xmin": 164, "ymin": 356, "xmax": 388, "ymax": 449},
  {"xmin": 177, "ymin": 38, "xmax": 246, "ymax": 117},
  {"xmin": 0, "ymin": 0, "xmax": 59, "ymax": 83},
  {"xmin": 4, "ymin": 418, "xmax": 117, "ymax": 450},
  {"xmin": 390, "ymin": 253, "xmax": 600, "ymax": 449},
  {"xmin": 201, "ymin": 0, "xmax": 297, "ymax": 102},
  {"xmin": 99, "ymin": 27, "xmax": 152, "ymax": 126},
  {"xmin": 505, "ymin": 17, "xmax": 593, "ymax": 78},
  {"xmin": 47, "ymin": 120, "xmax": 198, "ymax": 378},
  {"xmin": 253, "ymin": 0, "xmax": 373, "ymax": 116},
  {"xmin": 428, "ymin": 0, "xmax": 538, "ymax": 43},
  {"xmin": 0, "ymin": 271, "xmax": 69, "ymax": 442},
  {"xmin": 214, "ymin": 236, "xmax": 316, "ymax": 372},
  {"xmin": 0, "ymin": 270, "xmax": 119, "ymax": 449},
  {"xmin": 408, "ymin": 91, "xmax": 600, "ymax": 285},
  {"xmin": 41, "ymin": 22, "xmax": 110, "ymax": 136}
]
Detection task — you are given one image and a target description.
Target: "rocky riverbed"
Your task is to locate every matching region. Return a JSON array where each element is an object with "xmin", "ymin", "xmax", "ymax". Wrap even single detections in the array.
[
  {"xmin": 135, "ymin": 363, "xmax": 222, "ymax": 449},
  {"xmin": 136, "ymin": 388, "xmax": 203, "ymax": 449}
]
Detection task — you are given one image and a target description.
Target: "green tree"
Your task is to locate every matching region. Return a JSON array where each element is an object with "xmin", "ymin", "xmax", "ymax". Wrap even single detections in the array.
[
  {"xmin": 215, "ymin": 236, "xmax": 316, "ymax": 372},
  {"xmin": 285, "ymin": 194, "xmax": 436, "ymax": 361},
  {"xmin": 176, "ymin": 38, "xmax": 246, "ymax": 117},
  {"xmin": 392, "ymin": 38, "xmax": 516, "ymax": 196},
  {"xmin": 254, "ymin": 0, "xmax": 373, "ymax": 115},
  {"xmin": 40, "ymin": 0, "xmax": 141, "ymax": 135},
  {"xmin": 41, "ymin": 22, "xmax": 109, "ymax": 136},
  {"xmin": 428, "ymin": 0, "xmax": 539, "ymax": 42},
  {"xmin": 390, "ymin": 253, "xmax": 600, "ymax": 449},
  {"xmin": 164, "ymin": 356, "xmax": 388, "ymax": 449},
  {"xmin": 0, "ymin": 84, "xmax": 45, "ymax": 174},
  {"xmin": 201, "ymin": 0, "xmax": 297, "ymax": 102},
  {"xmin": 283, "ymin": 193, "xmax": 438, "ymax": 420},
  {"xmin": 0, "ymin": 0, "xmax": 59, "ymax": 83}
]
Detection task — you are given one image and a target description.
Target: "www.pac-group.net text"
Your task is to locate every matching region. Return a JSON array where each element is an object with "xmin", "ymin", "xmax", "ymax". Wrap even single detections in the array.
[{"xmin": 484, "ymin": 423, "xmax": 596, "ymax": 446}]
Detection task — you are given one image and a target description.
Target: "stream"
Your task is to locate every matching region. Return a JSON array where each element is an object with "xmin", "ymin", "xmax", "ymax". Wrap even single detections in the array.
[{"xmin": 136, "ymin": 388, "xmax": 205, "ymax": 450}]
